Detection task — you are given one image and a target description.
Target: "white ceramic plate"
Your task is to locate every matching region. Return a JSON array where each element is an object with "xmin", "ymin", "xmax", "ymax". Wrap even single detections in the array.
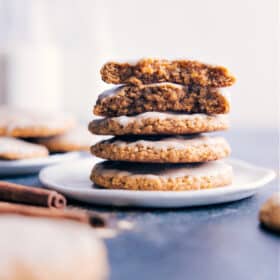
[
  {"xmin": 0, "ymin": 152, "xmax": 83, "ymax": 176},
  {"xmin": 39, "ymin": 158, "xmax": 276, "ymax": 208}
]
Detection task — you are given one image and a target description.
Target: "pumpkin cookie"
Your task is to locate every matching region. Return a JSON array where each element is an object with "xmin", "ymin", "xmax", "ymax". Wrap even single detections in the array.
[
  {"xmin": 91, "ymin": 160, "xmax": 233, "ymax": 191},
  {"xmin": 0, "ymin": 215, "xmax": 108, "ymax": 280},
  {"xmin": 0, "ymin": 106, "xmax": 75, "ymax": 138},
  {"xmin": 37, "ymin": 126, "xmax": 94, "ymax": 152},
  {"xmin": 101, "ymin": 58, "xmax": 236, "ymax": 87},
  {"xmin": 94, "ymin": 83, "xmax": 230, "ymax": 117},
  {"xmin": 0, "ymin": 137, "xmax": 49, "ymax": 160},
  {"xmin": 259, "ymin": 193, "xmax": 280, "ymax": 233},
  {"xmin": 89, "ymin": 112, "xmax": 229, "ymax": 136},
  {"xmin": 91, "ymin": 135, "xmax": 230, "ymax": 163}
]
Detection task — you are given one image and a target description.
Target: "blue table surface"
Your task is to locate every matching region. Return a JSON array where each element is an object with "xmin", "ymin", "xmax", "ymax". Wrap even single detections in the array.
[{"xmin": 2, "ymin": 129, "xmax": 279, "ymax": 280}]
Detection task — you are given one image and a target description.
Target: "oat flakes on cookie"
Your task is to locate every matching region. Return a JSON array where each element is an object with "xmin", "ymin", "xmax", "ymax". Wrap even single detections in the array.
[
  {"xmin": 89, "ymin": 112, "xmax": 229, "ymax": 136},
  {"xmin": 91, "ymin": 135, "xmax": 231, "ymax": 163},
  {"xmin": 91, "ymin": 160, "xmax": 233, "ymax": 191},
  {"xmin": 94, "ymin": 83, "xmax": 230, "ymax": 117},
  {"xmin": 101, "ymin": 58, "xmax": 236, "ymax": 87}
]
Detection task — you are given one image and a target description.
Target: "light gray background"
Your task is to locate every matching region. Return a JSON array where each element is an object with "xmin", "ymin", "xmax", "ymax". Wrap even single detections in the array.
[{"xmin": 0, "ymin": 0, "xmax": 278, "ymax": 128}]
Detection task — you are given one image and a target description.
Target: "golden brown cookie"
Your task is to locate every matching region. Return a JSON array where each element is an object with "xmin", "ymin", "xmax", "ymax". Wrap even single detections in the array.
[
  {"xmin": 91, "ymin": 160, "xmax": 233, "ymax": 191},
  {"xmin": 91, "ymin": 135, "xmax": 230, "ymax": 163},
  {"xmin": 94, "ymin": 83, "xmax": 230, "ymax": 117},
  {"xmin": 0, "ymin": 106, "xmax": 76, "ymax": 138},
  {"xmin": 259, "ymin": 193, "xmax": 280, "ymax": 233},
  {"xmin": 0, "ymin": 215, "xmax": 108, "ymax": 280},
  {"xmin": 101, "ymin": 58, "xmax": 236, "ymax": 87},
  {"xmin": 0, "ymin": 137, "xmax": 49, "ymax": 160},
  {"xmin": 89, "ymin": 112, "xmax": 229, "ymax": 136},
  {"xmin": 37, "ymin": 126, "xmax": 94, "ymax": 152}
]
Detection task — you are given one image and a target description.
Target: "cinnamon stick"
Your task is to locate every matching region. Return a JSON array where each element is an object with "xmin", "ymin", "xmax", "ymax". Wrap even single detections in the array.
[
  {"xmin": 0, "ymin": 181, "xmax": 66, "ymax": 209},
  {"xmin": 0, "ymin": 202, "xmax": 105, "ymax": 227}
]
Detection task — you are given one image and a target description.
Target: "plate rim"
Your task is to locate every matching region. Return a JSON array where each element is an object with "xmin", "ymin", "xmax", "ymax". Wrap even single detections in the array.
[{"xmin": 39, "ymin": 157, "xmax": 276, "ymax": 199}]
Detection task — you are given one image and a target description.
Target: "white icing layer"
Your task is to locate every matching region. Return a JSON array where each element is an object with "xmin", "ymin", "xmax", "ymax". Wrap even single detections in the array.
[
  {"xmin": 97, "ymin": 83, "xmax": 231, "ymax": 104},
  {"xmin": 106, "ymin": 135, "xmax": 227, "ymax": 151},
  {"xmin": 97, "ymin": 86, "xmax": 124, "ymax": 100},
  {"xmin": 0, "ymin": 215, "xmax": 107, "ymax": 279},
  {"xmin": 0, "ymin": 137, "xmax": 48, "ymax": 156},
  {"xmin": 0, "ymin": 106, "xmax": 75, "ymax": 134},
  {"xmin": 39, "ymin": 126, "xmax": 94, "ymax": 147},
  {"xmin": 97, "ymin": 82, "xmax": 184, "ymax": 101},
  {"xmin": 95, "ymin": 160, "xmax": 232, "ymax": 179},
  {"xmin": 109, "ymin": 112, "xmax": 229, "ymax": 127}
]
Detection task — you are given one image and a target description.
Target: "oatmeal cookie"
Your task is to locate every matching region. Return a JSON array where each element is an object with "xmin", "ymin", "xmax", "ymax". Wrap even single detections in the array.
[
  {"xmin": 94, "ymin": 83, "xmax": 230, "ymax": 117},
  {"xmin": 0, "ymin": 215, "xmax": 108, "ymax": 280},
  {"xmin": 0, "ymin": 137, "xmax": 49, "ymax": 160},
  {"xmin": 89, "ymin": 112, "xmax": 229, "ymax": 136},
  {"xmin": 90, "ymin": 160, "xmax": 233, "ymax": 191},
  {"xmin": 259, "ymin": 193, "xmax": 280, "ymax": 233},
  {"xmin": 101, "ymin": 58, "xmax": 236, "ymax": 87},
  {"xmin": 91, "ymin": 135, "xmax": 230, "ymax": 163},
  {"xmin": 37, "ymin": 126, "xmax": 94, "ymax": 152},
  {"xmin": 0, "ymin": 106, "xmax": 75, "ymax": 138}
]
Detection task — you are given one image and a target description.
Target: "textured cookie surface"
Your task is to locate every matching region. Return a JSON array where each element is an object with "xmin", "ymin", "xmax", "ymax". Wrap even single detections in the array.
[
  {"xmin": 37, "ymin": 126, "xmax": 94, "ymax": 152},
  {"xmin": 259, "ymin": 193, "xmax": 280, "ymax": 233},
  {"xmin": 91, "ymin": 160, "xmax": 233, "ymax": 191},
  {"xmin": 0, "ymin": 106, "xmax": 75, "ymax": 138},
  {"xmin": 91, "ymin": 135, "xmax": 230, "ymax": 163},
  {"xmin": 0, "ymin": 215, "xmax": 108, "ymax": 280},
  {"xmin": 94, "ymin": 83, "xmax": 230, "ymax": 117},
  {"xmin": 101, "ymin": 58, "xmax": 236, "ymax": 87},
  {"xmin": 89, "ymin": 112, "xmax": 229, "ymax": 136},
  {"xmin": 0, "ymin": 137, "xmax": 49, "ymax": 160}
]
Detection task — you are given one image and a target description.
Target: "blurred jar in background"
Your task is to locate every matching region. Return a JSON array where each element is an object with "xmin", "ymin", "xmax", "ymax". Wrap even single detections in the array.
[
  {"xmin": 51, "ymin": 0, "xmax": 114, "ymax": 120},
  {"xmin": 0, "ymin": 0, "xmax": 62, "ymax": 111},
  {"xmin": 0, "ymin": 0, "xmax": 113, "ymax": 119}
]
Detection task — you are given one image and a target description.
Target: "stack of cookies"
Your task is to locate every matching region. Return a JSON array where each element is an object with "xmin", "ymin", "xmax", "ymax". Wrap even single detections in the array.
[
  {"xmin": 89, "ymin": 58, "xmax": 236, "ymax": 191},
  {"xmin": 0, "ymin": 106, "xmax": 93, "ymax": 160}
]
